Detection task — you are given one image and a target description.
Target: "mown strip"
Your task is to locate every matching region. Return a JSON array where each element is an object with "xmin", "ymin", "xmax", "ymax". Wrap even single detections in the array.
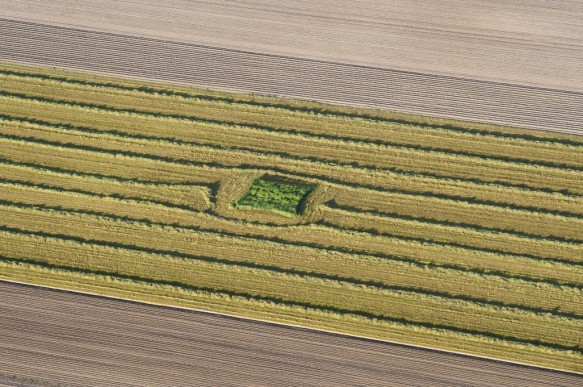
[
  {"xmin": 317, "ymin": 204, "xmax": 583, "ymax": 262},
  {"xmin": 1, "ymin": 91, "xmax": 581, "ymax": 195},
  {"xmin": 3, "ymin": 62, "xmax": 581, "ymax": 146},
  {"xmin": 2, "ymin": 77, "xmax": 582, "ymax": 174},
  {"xmin": 1, "ymin": 149, "xmax": 578, "ymax": 247},
  {"xmin": 5, "ymin": 159, "xmax": 579, "ymax": 265},
  {"xmin": 1, "ymin": 134, "xmax": 582, "ymax": 245},
  {"xmin": 0, "ymin": 135, "xmax": 222, "ymax": 184},
  {"xmin": 329, "ymin": 186, "xmax": 583, "ymax": 241},
  {"xmin": 0, "ymin": 161, "xmax": 212, "ymax": 211},
  {"xmin": 2, "ymin": 179, "xmax": 583, "ymax": 276},
  {"xmin": 1, "ymin": 66, "xmax": 582, "ymax": 166},
  {"xmin": 2, "ymin": 178, "xmax": 582, "ymax": 268},
  {"xmin": 0, "ymin": 165, "xmax": 583, "ymax": 261},
  {"xmin": 1, "ymin": 231, "xmax": 582, "ymax": 352},
  {"xmin": 1, "ymin": 201, "xmax": 582, "ymax": 313},
  {"xmin": 2, "ymin": 223, "xmax": 579, "ymax": 319}
]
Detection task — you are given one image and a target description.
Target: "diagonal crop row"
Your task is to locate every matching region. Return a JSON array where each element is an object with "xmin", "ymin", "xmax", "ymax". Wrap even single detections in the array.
[
  {"xmin": 316, "ymin": 204, "xmax": 583, "ymax": 262},
  {"xmin": 328, "ymin": 185, "xmax": 583, "ymax": 241},
  {"xmin": 0, "ymin": 201, "xmax": 582, "ymax": 314},
  {"xmin": 3, "ymin": 63, "xmax": 582, "ymax": 147},
  {"xmin": 2, "ymin": 75, "xmax": 582, "ymax": 172},
  {"xmin": 1, "ymin": 69, "xmax": 582, "ymax": 169},
  {"xmin": 4, "ymin": 157, "xmax": 579, "ymax": 263},
  {"xmin": 2, "ymin": 259, "xmax": 582, "ymax": 374},
  {"xmin": 2, "ymin": 224, "xmax": 580, "ymax": 320},
  {"xmin": 1, "ymin": 230, "xmax": 582, "ymax": 352},
  {"xmin": 0, "ymin": 160, "xmax": 212, "ymax": 211},
  {"xmin": 1, "ymin": 91, "xmax": 582, "ymax": 195},
  {"xmin": 2, "ymin": 178, "xmax": 583, "ymax": 274},
  {"xmin": 3, "ymin": 146, "xmax": 579, "ymax": 248}
]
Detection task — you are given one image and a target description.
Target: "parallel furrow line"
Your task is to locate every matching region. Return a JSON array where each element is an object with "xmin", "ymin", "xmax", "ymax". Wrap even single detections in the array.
[
  {"xmin": 1, "ymin": 255, "xmax": 581, "ymax": 354},
  {"xmin": 0, "ymin": 68, "xmax": 583, "ymax": 160}
]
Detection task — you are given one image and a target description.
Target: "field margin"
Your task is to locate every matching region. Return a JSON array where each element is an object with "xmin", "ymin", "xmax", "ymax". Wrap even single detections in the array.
[{"xmin": 2, "ymin": 277, "xmax": 582, "ymax": 377}]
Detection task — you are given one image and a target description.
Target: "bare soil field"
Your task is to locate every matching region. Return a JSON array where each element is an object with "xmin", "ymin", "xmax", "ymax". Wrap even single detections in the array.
[
  {"xmin": 1, "ymin": 281, "xmax": 582, "ymax": 386},
  {"xmin": 3, "ymin": 0, "xmax": 582, "ymax": 91},
  {"xmin": 1, "ymin": 0, "xmax": 582, "ymax": 134}
]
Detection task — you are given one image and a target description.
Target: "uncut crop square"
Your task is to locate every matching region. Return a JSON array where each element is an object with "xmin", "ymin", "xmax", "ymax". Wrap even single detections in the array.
[{"xmin": 234, "ymin": 178, "xmax": 313, "ymax": 216}]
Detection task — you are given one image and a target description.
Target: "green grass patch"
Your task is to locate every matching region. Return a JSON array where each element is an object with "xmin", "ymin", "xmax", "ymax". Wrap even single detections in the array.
[{"xmin": 234, "ymin": 177, "xmax": 313, "ymax": 216}]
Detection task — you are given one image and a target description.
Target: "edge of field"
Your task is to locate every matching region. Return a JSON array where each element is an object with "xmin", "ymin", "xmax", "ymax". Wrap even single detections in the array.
[
  {"xmin": 1, "ymin": 60, "xmax": 580, "ymax": 141},
  {"xmin": 2, "ymin": 278, "xmax": 582, "ymax": 378}
]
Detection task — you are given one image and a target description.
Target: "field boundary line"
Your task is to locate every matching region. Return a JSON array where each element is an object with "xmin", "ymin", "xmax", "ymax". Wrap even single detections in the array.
[
  {"xmin": 2, "ymin": 18, "xmax": 583, "ymax": 98},
  {"xmin": 2, "ymin": 73, "xmax": 582, "ymax": 171},
  {"xmin": 6, "ymin": 254, "xmax": 583, "ymax": 354},
  {"xmin": 1, "ymin": 278, "xmax": 581, "ymax": 376}
]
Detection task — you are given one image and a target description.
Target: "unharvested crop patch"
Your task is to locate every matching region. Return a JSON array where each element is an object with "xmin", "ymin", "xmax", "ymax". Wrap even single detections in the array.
[
  {"xmin": 0, "ymin": 62, "xmax": 582, "ymax": 373},
  {"xmin": 233, "ymin": 177, "xmax": 313, "ymax": 217}
]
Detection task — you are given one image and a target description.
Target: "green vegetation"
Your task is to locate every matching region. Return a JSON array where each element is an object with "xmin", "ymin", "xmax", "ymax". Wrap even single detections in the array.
[
  {"xmin": 234, "ymin": 177, "xmax": 313, "ymax": 216},
  {"xmin": 0, "ymin": 62, "xmax": 582, "ymax": 373}
]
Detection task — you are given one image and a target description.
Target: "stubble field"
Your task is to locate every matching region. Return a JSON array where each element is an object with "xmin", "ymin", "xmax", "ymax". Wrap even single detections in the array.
[{"xmin": 0, "ymin": 62, "xmax": 582, "ymax": 373}]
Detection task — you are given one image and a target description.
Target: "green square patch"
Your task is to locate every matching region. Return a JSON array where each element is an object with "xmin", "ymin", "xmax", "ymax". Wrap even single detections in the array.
[{"xmin": 234, "ymin": 178, "xmax": 313, "ymax": 217}]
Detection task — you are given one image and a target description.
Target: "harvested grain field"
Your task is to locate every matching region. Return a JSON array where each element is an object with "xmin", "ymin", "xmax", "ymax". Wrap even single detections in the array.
[
  {"xmin": 0, "ymin": 63, "xmax": 582, "ymax": 374},
  {"xmin": 1, "ymin": 0, "xmax": 583, "ymax": 134}
]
